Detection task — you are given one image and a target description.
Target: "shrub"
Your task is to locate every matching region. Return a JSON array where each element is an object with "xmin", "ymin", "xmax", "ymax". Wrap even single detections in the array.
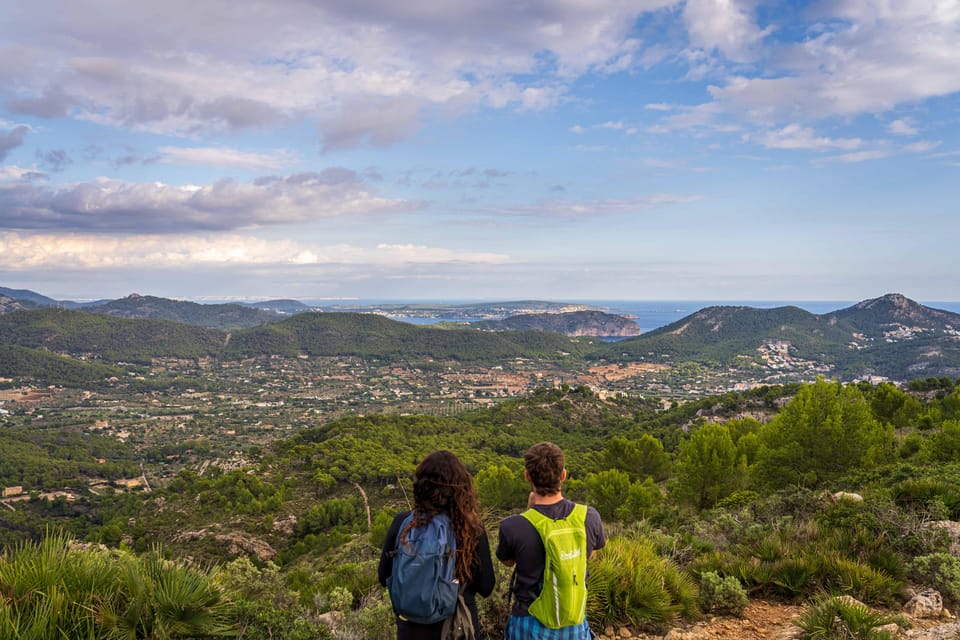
[
  {"xmin": 230, "ymin": 598, "xmax": 332, "ymax": 640},
  {"xmin": 814, "ymin": 554, "xmax": 901, "ymax": 605},
  {"xmin": 907, "ymin": 553, "xmax": 960, "ymax": 603},
  {"xmin": 586, "ymin": 535, "xmax": 698, "ymax": 631},
  {"xmin": 698, "ymin": 571, "xmax": 748, "ymax": 616},
  {"xmin": 0, "ymin": 533, "xmax": 235, "ymax": 639},
  {"xmin": 891, "ymin": 477, "xmax": 960, "ymax": 520},
  {"xmin": 794, "ymin": 595, "xmax": 902, "ymax": 640},
  {"xmin": 769, "ymin": 557, "xmax": 817, "ymax": 598},
  {"xmin": 337, "ymin": 591, "xmax": 395, "ymax": 640}
]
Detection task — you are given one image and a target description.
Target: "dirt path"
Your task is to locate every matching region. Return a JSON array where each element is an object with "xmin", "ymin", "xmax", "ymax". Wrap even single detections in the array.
[
  {"xmin": 596, "ymin": 600, "xmax": 805, "ymax": 640},
  {"xmin": 596, "ymin": 599, "xmax": 954, "ymax": 640}
]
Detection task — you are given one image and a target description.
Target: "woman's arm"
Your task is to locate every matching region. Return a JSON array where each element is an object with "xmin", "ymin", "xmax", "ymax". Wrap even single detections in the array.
[
  {"xmin": 377, "ymin": 512, "xmax": 407, "ymax": 586},
  {"xmin": 472, "ymin": 529, "xmax": 496, "ymax": 597}
]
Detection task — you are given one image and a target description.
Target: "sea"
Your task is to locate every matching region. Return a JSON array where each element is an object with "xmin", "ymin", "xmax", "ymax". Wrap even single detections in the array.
[{"xmin": 313, "ymin": 299, "xmax": 960, "ymax": 334}]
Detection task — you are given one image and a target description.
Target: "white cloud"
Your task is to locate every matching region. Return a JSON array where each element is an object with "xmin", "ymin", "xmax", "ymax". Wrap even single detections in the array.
[
  {"xmin": 0, "ymin": 232, "xmax": 509, "ymax": 270},
  {"xmin": 158, "ymin": 146, "xmax": 295, "ymax": 170},
  {"xmin": 707, "ymin": 2, "xmax": 960, "ymax": 120},
  {"xmin": 568, "ymin": 120, "xmax": 638, "ymax": 136},
  {"xmin": 683, "ymin": 0, "xmax": 771, "ymax": 63},
  {"xmin": 817, "ymin": 150, "xmax": 892, "ymax": 164},
  {"xmin": 888, "ymin": 118, "xmax": 919, "ymax": 136},
  {"xmin": 374, "ymin": 243, "xmax": 508, "ymax": 264},
  {"xmin": 492, "ymin": 193, "xmax": 701, "ymax": 217},
  {"xmin": 0, "ymin": 165, "xmax": 46, "ymax": 181},
  {"xmin": 904, "ymin": 140, "xmax": 941, "ymax": 153},
  {"xmin": 748, "ymin": 124, "xmax": 862, "ymax": 151},
  {"xmin": 647, "ymin": 102, "xmax": 737, "ymax": 134},
  {"xmin": 0, "ymin": 0, "xmax": 680, "ymax": 146}
]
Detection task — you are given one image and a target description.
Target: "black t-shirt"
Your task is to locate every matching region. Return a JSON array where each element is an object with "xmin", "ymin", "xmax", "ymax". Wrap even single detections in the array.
[
  {"xmin": 496, "ymin": 498, "xmax": 606, "ymax": 617},
  {"xmin": 379, "ymin": 510, "xmax": 496, "ymax": 640}
]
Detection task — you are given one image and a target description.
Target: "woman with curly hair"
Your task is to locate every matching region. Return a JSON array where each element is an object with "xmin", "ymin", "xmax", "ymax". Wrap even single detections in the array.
[{"xmin": 379, "ymin": 450, "xmax": 495, "ymax": 639}]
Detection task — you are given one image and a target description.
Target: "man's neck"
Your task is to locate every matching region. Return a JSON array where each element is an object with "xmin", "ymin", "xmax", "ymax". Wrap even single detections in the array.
[{"xmin": 531, "ymin": 492, "xmax": 564, "ymax": 506}]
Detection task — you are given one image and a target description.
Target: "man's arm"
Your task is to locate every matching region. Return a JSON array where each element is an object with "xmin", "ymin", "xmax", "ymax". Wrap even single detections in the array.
[
  {"xmin": 585, "ymin": 506, "xmax": 606, "ymax": 561},
  {"xmin": 495, "ymin": 517, "xmax": 516, "ymax": 567}
]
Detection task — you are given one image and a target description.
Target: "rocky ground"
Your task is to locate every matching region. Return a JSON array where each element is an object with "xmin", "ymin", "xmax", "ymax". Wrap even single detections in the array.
[
  {"xmin": 594, "ymin": 601, "xmax": 804, "ymax": 640},
  {"xmin": 593, "ymin": 599, "xmax": 957, "ymax": 640}
]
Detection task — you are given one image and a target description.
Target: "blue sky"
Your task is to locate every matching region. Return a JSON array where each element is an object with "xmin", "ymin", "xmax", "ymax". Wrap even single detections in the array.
[{"xmin": 0, "ymin": 0, "xmax": 958, "ymax": 302}]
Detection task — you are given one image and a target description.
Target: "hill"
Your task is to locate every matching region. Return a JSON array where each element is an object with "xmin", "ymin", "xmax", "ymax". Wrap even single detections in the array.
[
  {"xmin": 0, "ymin": 294, "xmax": 35, "ymax": 313},
  {"xmin": 82, "ymin": 293, "xmax": 282, "ymax": 330},
  {"xmin": 0, "ymin": 307, "xmax": 595, "ymax": 365},
  {"xmin": 468, "ymin": 310, "xmax": 641, "ymax": 337},
  {"xmin": 0, "ymin": 344, "xmax": 126, "ymax": 386},
  {"xmin": 609, "ymin": 294, "xmax": 960, "ymax": 381},
  {"xmin": 0, "ymin": 308, "xmax": 226, "ymax": 362},
  {"xmin": 224, "ymin": 311, "xmax": 595, "ymax": 361},
  {"xmin": 0, "ymin": 288, "xmax": 303, "ymax": 329},
  {"xmin": 0, "ymin": 286, "xmax": 69, "ymax": 308},
  {"xmin": 2, "ymin": 292, "xmax": 959, "ymax": 383}
]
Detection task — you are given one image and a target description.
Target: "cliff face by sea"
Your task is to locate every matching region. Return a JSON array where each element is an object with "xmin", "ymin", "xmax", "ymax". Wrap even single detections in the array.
[{"xmin": 473, "ymin": 310, "xmax": 642, "ymax": 337}]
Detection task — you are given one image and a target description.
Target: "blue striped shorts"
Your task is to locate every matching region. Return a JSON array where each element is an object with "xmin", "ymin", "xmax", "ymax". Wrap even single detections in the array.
[{"xmin": 504, "ymin": 615, "xmax": 592, "ymax": 640}]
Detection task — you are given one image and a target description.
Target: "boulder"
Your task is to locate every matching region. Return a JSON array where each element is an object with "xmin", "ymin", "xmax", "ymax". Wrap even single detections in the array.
[
  {"xmin": 905, "ymin": 589, "xmax": 944, "ymax": 618},
  {"xmin": 317, "ymin": 611, "xmax": 343, "ymax": 633},
  {"xmin": 831, "ymin": 491, "xmax": 864, "ymax": 502}
]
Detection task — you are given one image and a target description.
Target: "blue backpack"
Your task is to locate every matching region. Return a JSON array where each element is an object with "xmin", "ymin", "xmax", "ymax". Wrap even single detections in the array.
[{"xmin": 387, "ymin": 512, "xmax": 459, "ymax": 624}]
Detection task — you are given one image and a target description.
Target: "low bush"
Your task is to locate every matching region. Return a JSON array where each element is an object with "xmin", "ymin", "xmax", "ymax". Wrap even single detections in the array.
[
  {"xmin": 698, "ymin": 571, "xmax": 748, "ymax": 616},
  {"xmin": 586, "ymin": 535, "xmax": 698, "ymax": 632},
  {"xmin": 794, "ymin": 595, "xmax": 902, "ymax": 640},
  {"xmin": 0, "ymin": 533, "xmax": 234, "ymax": 639},
  {"xmin": 907, "ymin": 553, "xmax": 960, "ymax": 604}
]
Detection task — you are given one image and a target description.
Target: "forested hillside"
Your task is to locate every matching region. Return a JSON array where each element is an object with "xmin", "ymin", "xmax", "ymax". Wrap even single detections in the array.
[
  {"xmin": 84, "ymin": 294, "xmax": 282, "ymax": 330},
  {"xmin": 5, "ymin": 380, "xmax": 960, "ymax": 638},
  {"xmin": 224, "ymin": 311, "xmax": 595, "ymax": 361}
]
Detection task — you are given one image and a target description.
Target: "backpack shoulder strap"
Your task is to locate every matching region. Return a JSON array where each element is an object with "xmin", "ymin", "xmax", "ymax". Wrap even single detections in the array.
[{"xmin": 522, "ymin": 503, "xmax": 587, "ymax": 528}]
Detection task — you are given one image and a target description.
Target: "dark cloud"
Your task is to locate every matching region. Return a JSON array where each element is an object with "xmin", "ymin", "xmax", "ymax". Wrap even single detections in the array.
[
  {"xmin": 193, "ymin": 96, "xmax": 283, "ymax": 130},
  {"xmin": 7, "ymin": 86, "xmax": 75, "ymax": 118},
  {"xmin": 319, "ymin": 95, "xmax": 423, "ymax": 152},
  {"xmin": 0, "ymin": 173, "xmax": 416, "ymax": 234},
  {"xmin": 0, "ymin": 125, "xmax": 29, "ymax": 161},
  {"xmin": 38, "ymin": 149, "xmax": 71, "ymax": 172}
]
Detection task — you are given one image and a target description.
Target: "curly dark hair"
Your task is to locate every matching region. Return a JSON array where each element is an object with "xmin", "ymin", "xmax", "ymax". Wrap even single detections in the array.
[{"xmin": 402, "ymin": 450, "xmax": 482, "ymax": 584}]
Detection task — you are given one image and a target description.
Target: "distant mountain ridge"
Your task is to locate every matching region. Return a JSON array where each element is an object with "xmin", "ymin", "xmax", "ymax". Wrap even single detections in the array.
[
  {"xmin": 1, "ymin": 289, "xmax": 959, "ymax": 383},
  {"xmin": 0, "ymin": 306, "xmax": 592, "ymax": 368},
  {"xmin": 0, "ymin": 287, "xmax": 68, "ymax": 308},
  {"xmin": 85, "ymin": 294, "xmax": 281, "ymax": 330},
  {"xmin": 614, "ymin": 294, "xmax": 960, "ymax": 380},
  {"xmin": 0, "ymin": 288, "xmax": 625, "ymax": 333},
  {"xmin": 468, "ymin": 310, "xmax": 641, "ymax": 337}
]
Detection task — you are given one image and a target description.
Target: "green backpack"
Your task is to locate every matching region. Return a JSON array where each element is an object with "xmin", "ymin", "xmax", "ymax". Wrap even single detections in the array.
[{"xmin": 522, "ymin": 503, "xmax": 588, "ymax": 629}]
